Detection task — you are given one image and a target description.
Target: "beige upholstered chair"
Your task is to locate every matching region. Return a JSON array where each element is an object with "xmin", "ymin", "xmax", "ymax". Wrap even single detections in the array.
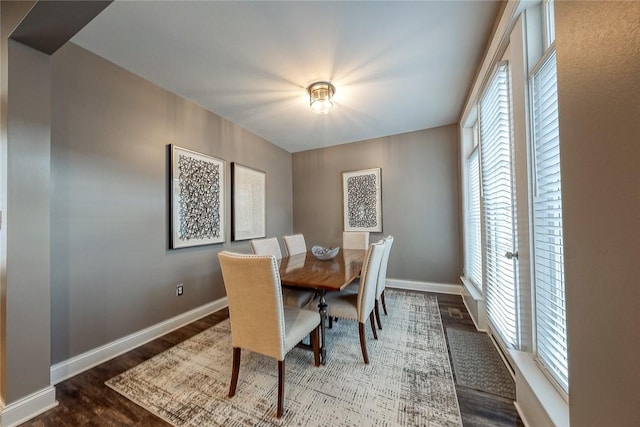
[
  {"xmin": 324, "ymin": 240, "xmax": 385, "ymax": 364},
  {"xmin": 250, "ymin": 237, "xmax": 283, "ymax": 259},
  {"xmin": 283, "ymin": 234, "xmax": 307, "ymax": 256},
  {"xmin": 343, "ymin": 235, "xmax": 394, "ymax": 330},
  {"xmin": 340, "ymin": 231, "xmax": 370, "ymax": 295},
  {"xmin": 331, "ymin": 233, "xmax": 373, "ymax": 326},
  {"xmin": 218, "ymin": 251, "xmax": 320, "ymax": 418},
  {"xmin": 250, "ymin": 237, "xmax": 315, "ymax": 308},
  {"xmin": 373, "ymin": 236, "xmax": 394, "ymax": 329},
  {"xmin": 342, "ymin": 231, "xmax": 370, "ymax": 250}
]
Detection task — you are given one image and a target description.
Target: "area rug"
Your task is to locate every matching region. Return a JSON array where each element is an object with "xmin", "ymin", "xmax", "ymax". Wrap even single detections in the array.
[
  {"xmin": 106, "ymin": 290, "xmax": 461, "ymax": 426},
  {"xmin": 445, "ymin": 328, "xmax": 515, "ymax": 400}
]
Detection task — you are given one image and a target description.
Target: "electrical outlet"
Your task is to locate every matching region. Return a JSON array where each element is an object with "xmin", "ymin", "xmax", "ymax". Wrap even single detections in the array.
[{"xmin": 176, "ymin": 284, "xmax": 184, "ymax": 296}]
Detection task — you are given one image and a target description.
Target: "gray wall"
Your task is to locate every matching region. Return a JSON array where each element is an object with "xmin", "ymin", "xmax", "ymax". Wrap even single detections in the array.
[
  {"xmin": 556, "ymin": 2, "xmax": 640, "ymax": 425},
  {"xmin": 50, "ymin": 43, "xmax": 293, "ymax": 364},
  {"xmin": 292, "ymin": 126, "xmax": 461, "ymax": 284},
  {"xmin": 3, "ymin": 38, "xmax": 52, "ymax": 404}
]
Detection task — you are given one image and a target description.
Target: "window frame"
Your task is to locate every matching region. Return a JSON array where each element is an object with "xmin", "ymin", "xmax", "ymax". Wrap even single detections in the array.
[
  {"xmin": 464, "ymin": 140, "xmax": 483, "ymax": 291},
  {"xmin": 528, "ymin": 45, "xmax": 568, "ymax": 398},
  {"xmin": 479, "ymin": 61, "xmax": 520, "ymax": 350},
  {"xmin": 458, "ymin": 1, "xmax": 570, "ymax": 423}
]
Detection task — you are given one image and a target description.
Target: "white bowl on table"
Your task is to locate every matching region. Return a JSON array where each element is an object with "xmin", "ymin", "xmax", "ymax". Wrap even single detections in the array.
[{"xmin": 311, "ymin": 246, "xmax": 340, "ymax": 260}]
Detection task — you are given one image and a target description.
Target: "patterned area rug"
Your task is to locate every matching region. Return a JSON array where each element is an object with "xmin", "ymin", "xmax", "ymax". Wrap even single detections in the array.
[
  {"xmin": 446, "ymin": 328, "xmax": 516, "ymax": 400},
  {"xmin": 107, "ymin": 290, "xmax": 461, "ymax": 426}
]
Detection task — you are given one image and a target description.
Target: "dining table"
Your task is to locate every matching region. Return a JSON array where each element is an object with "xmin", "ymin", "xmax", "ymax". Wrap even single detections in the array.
[{"xmin": 279, "ymin": 248, "xmax": 366, "ymax": 364}]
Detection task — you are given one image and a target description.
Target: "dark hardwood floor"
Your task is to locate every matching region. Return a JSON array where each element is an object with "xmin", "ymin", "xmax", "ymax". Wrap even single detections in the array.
[
  {"xmin": 21, "ymin": 292, "xmax": 523, "ymax": 426},
  {"xmin": 437, "ymin": 293, "xmax": 524, "ymax": 427}
]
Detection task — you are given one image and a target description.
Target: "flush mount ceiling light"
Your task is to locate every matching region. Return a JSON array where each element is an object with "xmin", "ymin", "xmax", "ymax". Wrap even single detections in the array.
[{"xmin": 308, "ymin": 81, "xmax": 335, "ymax": 114}]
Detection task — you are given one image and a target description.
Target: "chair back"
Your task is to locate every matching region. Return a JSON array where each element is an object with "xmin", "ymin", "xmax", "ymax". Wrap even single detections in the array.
[
  {"xmin": 356, "ymin": 240, "xmax": 385, "ymax": 322},
  {"xmin": 376, "ymin": 236, "xmax": 394, "ymax": 298},
  {"xmin": 283, "ymin": 234, "xmax": 307, "ymax": 256},
  {"xmin": 342, "ymin": 231, "xmax": 370, "ymax": 250},
  {"xmin": 218, "ymin": 251, "xmax": 286, "ymax": 360},
  {"xmin": 250, "ymin": 237, "xmax": 283, "ymax": 259}
]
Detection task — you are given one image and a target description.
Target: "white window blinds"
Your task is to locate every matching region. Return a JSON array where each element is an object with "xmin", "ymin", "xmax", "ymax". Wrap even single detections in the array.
[
  {"xmin": 480, "ymin": 63, "xmax": 519, "ymax": 348},
  {"xmin": 466, "ymin": 148, "xmax": 482, "ymax": 288},
  {"xmin": 531, "ymin": 50, "xmax": 568, "ymax": 392}
]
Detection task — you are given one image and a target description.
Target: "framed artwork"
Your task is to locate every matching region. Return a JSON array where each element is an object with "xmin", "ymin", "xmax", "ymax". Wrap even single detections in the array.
[
  {"xmin": 171, "ymin": 145, "xmax": 225, "ymax": 248},
  {"xmin": 343, "ymin": 167, "xmax": 382, "ymax": 232},
  {"xmin": 231, "ymin": 162, "xmax": 266, "ymax": 241}
]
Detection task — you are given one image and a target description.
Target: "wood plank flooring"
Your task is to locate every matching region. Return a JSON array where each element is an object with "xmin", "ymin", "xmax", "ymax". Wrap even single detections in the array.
[
  {"xmin": 21, "ymin": 292, "xmax": 523, "ymax": 426},
  {"xmin": 437, "ymin": 293, "xmax": 524, "ymax": 427}
]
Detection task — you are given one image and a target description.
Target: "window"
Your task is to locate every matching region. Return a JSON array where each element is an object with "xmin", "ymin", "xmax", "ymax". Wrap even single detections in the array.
[
  {"xmin": 543, "ymin": 0, "xmax": 555, "ymax": 47},
  {"xmin": 480, "ymin": 63, "xmax": 519, "ymax": 348},
  {"xmin": 531, "ymin": 48, "xmax": 567, "ymax": 392},
  {"xmin": 459, "ymin": 1, "xmax": 569, "ymax": 422},
  {"xmin": 465, "ymin": 143, "xmax": 482, "ymax": 289}
]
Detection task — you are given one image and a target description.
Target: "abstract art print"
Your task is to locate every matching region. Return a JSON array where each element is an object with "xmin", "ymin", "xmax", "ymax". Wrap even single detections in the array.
[
  {"xmin": 231, "ymin": 163, "xmax": 266, "ymax": 241},
  {"xmin": 343, "ymin": 167, "xmax": 382, "ymax": 232},
  {"xmin": 171, "ymin": 145, "xmax": 225, "ymax": 248}
]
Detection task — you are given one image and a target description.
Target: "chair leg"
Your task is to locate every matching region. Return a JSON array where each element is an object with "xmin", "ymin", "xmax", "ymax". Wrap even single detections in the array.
[
  {"xmin": 358, "ymin": 322, "xmax": 369, "ymax": 364},
  {"xmin": 229, "ymin": 347, "xmax": 241, "ymax": 398},
  {"xmin": 381, "ymin": 291, "xmax": 388, "ymax": 315},
  {"xmin": 369, "ymin": 312, "xmax": 378, "ymax": 340},
  {"xmin": 374, "ymin": 300, "xmax": 383, "ymax": 330},
  {"xmin": 277, "ymin": 360, "xmax": 285, "ymax": 418},
  {"xmin": 328, "ymin": 316, "xmax": 333, "ymax": 329},
  {"xmin": 311, "ymin": 326, "xmax": 320, "ymax": 367}
]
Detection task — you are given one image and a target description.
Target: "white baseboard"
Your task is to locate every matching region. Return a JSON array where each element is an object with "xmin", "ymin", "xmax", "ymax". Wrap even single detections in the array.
[
  {"xmin": 386, "ymin": 278, "xmax": 463, "ymax": 295},
  {"xmin": 514, "ymin": 401, "xmax": 533, "ymax": 427},
  {"xmin": 0, "ymin": 386, "xmax": 57, "ymax": 427},
  {"xmin": 50, "ymin": 281, "xmax": 458, "ymax": 386},
  {"xmin": 50, "ymin": 297, "xmax": 228, "ymax": 385}
]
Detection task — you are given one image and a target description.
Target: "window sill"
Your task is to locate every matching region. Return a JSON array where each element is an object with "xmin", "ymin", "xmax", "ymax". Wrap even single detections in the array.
[{"xmin": 509, "ymin": 349, "xmax": 569, "ymax": 427}]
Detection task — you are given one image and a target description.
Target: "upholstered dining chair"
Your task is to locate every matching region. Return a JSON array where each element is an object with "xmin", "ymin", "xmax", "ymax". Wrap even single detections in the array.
[
  {"xmin": 340, "ymin": 231, "xmax": 370, "ymax": 291},
  {"xmin": 342, "ymin": 231, "xmax": 370, "ymax": 250},
  {"xmin": 250, "ymin": 237, "xmax": 283, "ymax": 259},
  {"xmin": 283, "ymin": 233, "xmax": 307, "ymax": 256},
  {"xmin": 218, "ymin": 251, "xmax": 321, "ymax": 418},
  {"xmin": 323, "ymin": 240, "xmax": 385, "ymax": 364},
  {"xmin": 373, "ymin": 236, "xmax": 394, "ymax": 329},
  {"xmin": 343, "ymin": 235, "xmax": 394, "ymax": 330},
  {"xmin": 250, "ymin": 237, "xmax": 315, "ymax": 308},
  {"xmin": 330, "ymin": 233, "xmax": 374, "ymax": 327}
]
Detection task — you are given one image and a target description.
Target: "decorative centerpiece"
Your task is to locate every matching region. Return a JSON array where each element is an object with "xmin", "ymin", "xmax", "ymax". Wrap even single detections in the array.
[{"xmin": 311, "ymin": 245, "xmax": 340, "ymax": 260}]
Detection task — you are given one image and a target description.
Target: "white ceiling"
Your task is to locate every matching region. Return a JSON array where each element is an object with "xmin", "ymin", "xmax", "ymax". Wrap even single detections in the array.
[{"xmin": 72, "ymin": 1, "xmax": 501, "ymax": 153}]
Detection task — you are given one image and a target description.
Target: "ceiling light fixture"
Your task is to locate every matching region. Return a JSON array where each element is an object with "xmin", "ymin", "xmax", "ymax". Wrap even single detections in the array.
[{"xmin": 308, "ymin": 81, "xmax": 335, "ymax": 114}]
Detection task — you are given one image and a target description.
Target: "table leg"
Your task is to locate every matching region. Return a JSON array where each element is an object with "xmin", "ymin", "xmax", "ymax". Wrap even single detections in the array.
[{"xmin": 318, "ymin": 290, "xmax": 327, "ymax": 365}]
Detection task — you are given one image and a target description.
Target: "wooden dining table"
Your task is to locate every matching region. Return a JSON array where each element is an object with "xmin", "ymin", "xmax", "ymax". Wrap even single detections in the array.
[{"xmin": 279, "ymin": 248, "xmax": 366, "ymax": 364}]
